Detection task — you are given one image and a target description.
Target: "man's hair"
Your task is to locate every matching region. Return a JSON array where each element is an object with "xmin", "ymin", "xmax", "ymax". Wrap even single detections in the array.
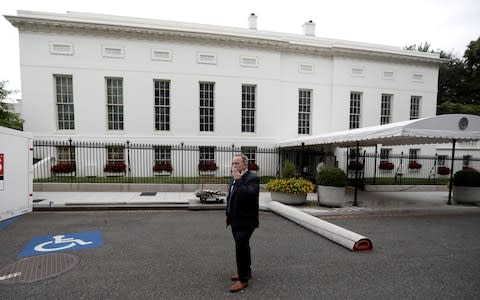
[{"xmin": 234, "ymin": 153, "xmax": 249, "ymax": 165}]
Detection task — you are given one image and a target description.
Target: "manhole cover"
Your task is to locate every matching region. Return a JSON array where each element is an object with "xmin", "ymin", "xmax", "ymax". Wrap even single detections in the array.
[
  {"xmin": 140, "ymin": 192, "xmax": 156, "ymax": 196},
  {"xmin": 0, "ymin": 253, "xmax": 79, "ymax": 284}
]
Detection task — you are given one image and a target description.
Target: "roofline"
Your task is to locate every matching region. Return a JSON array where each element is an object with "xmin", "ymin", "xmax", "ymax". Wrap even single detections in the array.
[{"xmin": 4, "ymin": 10, "xmax": 441, "ymax": 64}]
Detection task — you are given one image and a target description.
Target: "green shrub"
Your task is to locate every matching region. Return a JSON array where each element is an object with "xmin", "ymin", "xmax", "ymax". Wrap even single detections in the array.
[
  {"xmin": 283, "ymin": 160, "xmax": 295, "ymax": 178},
  {"xmin": 266, "ymin": 178, "xmax": 314, "ymax": 195},
  {"xmin": 316, "ymin": 167, "xmax": 347, "ymax": 187},
  {"xmin": 453, "ymin": 168, "xmax": 480, "ymax": 187}
]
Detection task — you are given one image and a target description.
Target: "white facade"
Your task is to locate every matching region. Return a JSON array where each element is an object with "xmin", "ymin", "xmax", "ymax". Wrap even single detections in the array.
[{"xmin": 6, "ymin": 10, "xmax": 450, "ymax": 173}]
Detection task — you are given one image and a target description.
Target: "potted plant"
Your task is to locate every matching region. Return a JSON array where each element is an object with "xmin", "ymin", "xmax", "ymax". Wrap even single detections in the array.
[
  {"xmin": 104, "ymin": 162, "xmax": 127, "ymax": 176},
  {"xmin": 51, "ymin": 162, "xmax": 76, "ymax": 176},
  {"xmin": 153, "ymin": 161, "xmax": 173, "ymax": 175},
  {"xmin": 379, "ymin": 161, "xmax": 394, "ymax": 170},
  {"xmin": 408, "ymin": 161, "xmax": 422, "ymax": 170},
  {"xmin": 452, "ymin": 168, "xmax": 480, "ymax": 204},
  {"xmin": 316, "ymin": 167, "xmax": 347, "ymax": 207},
  {"xmin": 437, "ymin": 166, "xmax": 450, "ymax": 175},
  {"xmin": 266, "ymin": 178, "xmax": 314, "ymax": 205},
  {"xmin": 198, "ymin": 160, "xmax": 218, "ymax": 175}
]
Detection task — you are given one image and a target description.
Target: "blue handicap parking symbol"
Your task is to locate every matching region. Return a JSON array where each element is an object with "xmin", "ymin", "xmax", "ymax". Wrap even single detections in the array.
[
  {"xmin": 0, "ymin": 216, "xmax": 19, "ymax": 230},
  {"xmin": 18, "ymin": 231, "xmax": 103, "ymax": 258}
]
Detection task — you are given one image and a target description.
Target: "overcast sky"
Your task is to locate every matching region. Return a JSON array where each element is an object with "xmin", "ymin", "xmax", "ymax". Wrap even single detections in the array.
[{"xmin": 1, "ymin": 0, "xmax": 479, "ymax": 100}]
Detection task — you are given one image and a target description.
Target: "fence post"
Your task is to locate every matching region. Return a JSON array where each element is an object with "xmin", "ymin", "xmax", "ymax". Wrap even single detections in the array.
[
  {"xmin": 69, "ymin": 138, "xmax": 73, "ymax": 182},
  {"xmin": 126, "ymin": 140, "xmax": 131, "ymax": 180},
  {"xmin": 353, "ymin": 141, "xmax": 359, "ymax": 206},
  {"xmin": 373, "ymin": 145, "xmax": 378, "ymax": 184},
  {"xmin": 447, "ymin": 139, "xmax": 456, "ymax": 205},
  {"xmin": 181, "ymin": 142, "xmax": 184, "ymax": 189}
]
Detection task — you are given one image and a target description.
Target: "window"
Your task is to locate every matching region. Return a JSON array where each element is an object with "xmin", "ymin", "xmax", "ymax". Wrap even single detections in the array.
[
  {"xmin": 240, "ymin": 56, "xmax": 258, "ymax": 67},
  {"xmin": 380, "ymin": 148, "xmax": 391, "ymax": 162},
  {"xmin": 197, "ymin": 53, "xmax": 217, "ymax": 65},
  {"xmin": 55, "ymin": 75, "xmax": 75, "ymax": 130},
  {"xmin": 410, "ymin": 96, "xmax": 421, "ymax": 120},
  {"xmin": 350, "ymin": 92, "xmax": 362, "ymax": 129},
  {"xmin": 299, "ymin": 63, "xmax": 314, "ymax": 73},
  {"xmin": 241, "ymin": 85, "xmax": 256, "ymax": 133},
  {"xmin": 56, "ymin": 146, "xmax": 75, "ymax": 163},
  {"xmin": 298, "ymin": 89, "xmax": 312, "ymax": 134},
  {"xmin": 151, "ymin": 49, "xmax": 172, "ymax": 61},
  {"xmin": 199, "ymin": 82, "xmax": 214, "ymax": 132},
  {"xmin": 383, "ymin": 71, "xmax": 394, "ymax": 80},
  {"xmin": 241, "ymin": 146, "xmax": 257, "ymax": 163},
  {"xmin": 351, "ymin": 67, "xmax": 364, "ymax": 76},
  {"xmin": 409, "ymin": 149, "xmax": 419, "ymax": 163},
  {"xmin": 463, "ymin": 155, "xmax": 472, "ymax": 168},
  {"xmin": 154, "ymin": 146, "xmax": 171, "ymax": 163},
  {"xmin": 106, "ymin": 78, "xmax": 124, "ymax": 130},
  {"xmin": 380, "ymin": 94, "xmax": 392, "ymax": 125},
  {"xmin": 413, "ymin": 74, "xmax": 424, "ymax": 82},
  {"xmin": 107, "ymin": 146, "xmax": 124, "ymax": 163},
  {"xmin": 49, "ymin": 42, "xmax": 74, "ymax": 55},
  {"xmin": 199, "ymin": 146, "xmax": 215, "ymax": 162},
  {"xmin": 154, "ymin": 80, "xmax": 170, "ymax": 131},
  {"xmin": 102, "ymin": 46, "xmax": 125, "ymax": 58},
  {"xmin": 438, "ymin": 155, "xmax": 447, "ymax": 166}
]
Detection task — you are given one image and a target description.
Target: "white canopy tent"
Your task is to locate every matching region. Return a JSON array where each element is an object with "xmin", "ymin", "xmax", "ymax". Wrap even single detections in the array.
[{"xmin": 278, "ymin": 114, "xmax": 480, "ymax": 205}]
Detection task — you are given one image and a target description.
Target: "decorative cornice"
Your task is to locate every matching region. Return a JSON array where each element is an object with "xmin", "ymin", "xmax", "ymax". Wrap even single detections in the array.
[{"xmin": 5, "ymin": 13, "xmax": 442, "ymax": 65}]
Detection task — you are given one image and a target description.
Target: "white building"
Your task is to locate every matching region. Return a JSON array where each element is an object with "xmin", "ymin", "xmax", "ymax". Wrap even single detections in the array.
[{"xmin": 6, "ymin": 10, "xmax": 457, "ymax": 177}]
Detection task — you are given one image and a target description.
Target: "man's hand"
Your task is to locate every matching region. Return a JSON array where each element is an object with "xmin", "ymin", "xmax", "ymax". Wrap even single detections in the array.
[{"xmin": 232, "ymin": 167, "xmax": 243, "ymax": 180}]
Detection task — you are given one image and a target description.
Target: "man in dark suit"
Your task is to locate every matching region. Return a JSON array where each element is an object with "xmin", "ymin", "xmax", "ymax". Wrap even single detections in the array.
[{"xmin": 226, "ymin": 153, "xmax": 259, "ymax": 293}]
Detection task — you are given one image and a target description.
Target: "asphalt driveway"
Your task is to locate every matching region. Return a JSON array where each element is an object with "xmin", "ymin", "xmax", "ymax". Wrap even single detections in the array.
[{"xmin": 1, "ymin": 210, "xmax": 479, "ymax": 299}]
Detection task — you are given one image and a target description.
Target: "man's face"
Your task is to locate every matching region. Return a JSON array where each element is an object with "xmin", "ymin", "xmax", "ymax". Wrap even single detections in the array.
[{"xmin": 232, "ymin": 156, "xmax": 247, "ymax": 172}]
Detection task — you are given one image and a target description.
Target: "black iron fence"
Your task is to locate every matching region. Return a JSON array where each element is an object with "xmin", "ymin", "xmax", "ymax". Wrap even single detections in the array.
[
  {"xmin": 33, "ymin": 139, "xmax": 480, "ymax": 188},
  {"xmin": 345, "ymin": 151, "xmax": 480, "ymax": 186},
  {"xmin": 33, "ymin": 140, "xmax": 281, "ymax": 185}
]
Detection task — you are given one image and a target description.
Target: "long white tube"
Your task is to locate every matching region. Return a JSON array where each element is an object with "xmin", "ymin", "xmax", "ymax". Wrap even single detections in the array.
[{"xmin": 267, "ymin": 201, "xmax": 372, "ymax": 251}]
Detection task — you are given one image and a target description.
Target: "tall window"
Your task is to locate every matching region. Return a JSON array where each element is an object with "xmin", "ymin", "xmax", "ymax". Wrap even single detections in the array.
[
  {"xmin": 409, "ymin": 149, "xmax": 419, "ymax": 163},
  {"xmin": 241, "ymin": 85, "xmax": 256, "ymax": 133},
  {"xmin": 298, "ymin": 89, "xmax": 312, "ymax": 134},
  {"xmin": 106, "ymin": 146, "xmax": 124, "ymax": 163},
  {"xmin": 350, "ymin": 92, "xmax": 362, "ymax": 129},
  {"xmin": 380, "ymin": 94, "xmax": 392, "ymax": 125},
  {"xmin": 199, "ymin": 82, "xmax": 214, "ymax": 132},
  {"xmin": 154, "ymin": 80, "xmax": 170, "ymax": 131},
  {"xmin": 380, "ymin": 148, "xmax": 391, "ymax": 162},
  {"xmin": 410, "ymin": 96, "xmax": 421, "ymax": 120},
  {"xmin": 54, "ymin": 75, "xmax": 74, "ymax": 130},
  {"xmin": 154, "ymin": 146, "xmax": 171, "ymax": 163},
  {"xmin": 241, "ymin": 146, "xmax": 257, "ymax": 163},
  {"xmin": 463, "ymin": 155, "xmax": 472, "ymax": 168},
  {"xmin": 56, "ymin": 146, "xmax": 75, "ymax": 163},
  {"xmin": 199, "ymin": 146, "xmax": 215, "ymax": 162},
  {"xmin": 106, "ymin": 78, "xmax": 124, "ymax": 130},
  {"xmin": 438, "ymin": 155, "xmax": 447, "ymax": 166}
]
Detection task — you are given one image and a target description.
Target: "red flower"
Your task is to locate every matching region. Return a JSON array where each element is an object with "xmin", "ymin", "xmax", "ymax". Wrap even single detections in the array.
[
  {"xmin": 153, "ymin": 162, "xmax": 173, "ymax": 172},
  {"xmin": 198, "ymin": 161, "xmax": 218, "ymax": 171},
  {"xmin": 348, "ymin": 161, "xmax": 364, "ymax": 170},
  {"xmin": 104, "ymin": 162, "xmax": 127, "ymax": 173},
  {"xmin": 437, "ymin": 166, "xmax": 450, "ymax": 175},
  {"xmin": 51, "ymin": 163, "xmax": 76, "ymax": 174},
  {"xmin": 379, "ymin": 161, "xmax": 394, "ymax": 170},
  {"xmin": 248, "ymin": 162, "xmax": 259, "ymax": 171},
  {"xmin": 408, "ymin": 161, "xmax": 422, "ymax": 169}
]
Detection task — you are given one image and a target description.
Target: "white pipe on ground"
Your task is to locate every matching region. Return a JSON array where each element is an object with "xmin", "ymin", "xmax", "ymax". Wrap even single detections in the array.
[{"xmin": 267, "ymin": 201, "xmax": 372, "ymax": 251}]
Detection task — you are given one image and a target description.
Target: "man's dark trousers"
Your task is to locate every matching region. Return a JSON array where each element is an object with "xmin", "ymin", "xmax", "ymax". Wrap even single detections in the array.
[{"xmin": 231, "ymin": 227, "xmax": 254, "ymax": 282}]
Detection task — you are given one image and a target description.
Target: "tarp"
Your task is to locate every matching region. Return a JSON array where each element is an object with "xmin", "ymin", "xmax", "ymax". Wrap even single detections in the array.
[{"xmin": 279, "ymin": 114, "xmax": 480, "ymax": 148}]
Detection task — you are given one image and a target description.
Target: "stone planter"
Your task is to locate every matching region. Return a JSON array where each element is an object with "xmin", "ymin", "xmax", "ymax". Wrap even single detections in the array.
[
  {"xmin": 317, "ymin": 185, "xmax": 346, "ymax": 207},
  {"xmin": 270, "ymin": 192, "xmax": 307, "ymax": 205},
  {"xmin": 199, "ymin": 171, "xmax": 216, "ymax": 176},
  {"xmin": 104, "ymin": 172, "xmax": 125, "ymax": 177},
  {"xmin": 53, "ymin": 172, "xmax": 75, "ymax": 177},
  {"xmin": 154, "ymin": 171, "xmax": 172, "ymax": 176},
  {"xmin": 453, "ymin": 186, "xmax": 480, "ymax": 204}
]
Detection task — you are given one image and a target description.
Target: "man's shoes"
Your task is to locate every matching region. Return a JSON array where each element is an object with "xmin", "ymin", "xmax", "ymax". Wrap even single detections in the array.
[
  {"xmin": 230, "ymin": 281, "xmax": 248, "ymax": 292},
  {"xmin": 231, "ymin": 271, "xmax": 252, "ymax": 281}
]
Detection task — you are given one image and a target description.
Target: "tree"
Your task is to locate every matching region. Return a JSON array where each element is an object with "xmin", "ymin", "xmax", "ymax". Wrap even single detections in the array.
[
  {"xmin": 0, "ymin": 81, "xmax": 23, "ymax": 130},
  {"xmin": 463, "ymin": 37, "xmax": 480, "ymax": 104}
]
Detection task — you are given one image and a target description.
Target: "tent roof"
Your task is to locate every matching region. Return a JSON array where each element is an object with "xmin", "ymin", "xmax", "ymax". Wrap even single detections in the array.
[{"xmin": 279, "ymin": 114, "xmax": 480, "ymax": 148}]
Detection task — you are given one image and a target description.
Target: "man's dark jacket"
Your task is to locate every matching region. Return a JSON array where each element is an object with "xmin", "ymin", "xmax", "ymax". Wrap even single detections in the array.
[{"xmin": 226, "ymin": 170, "xmax": 259, "ymax": 230}]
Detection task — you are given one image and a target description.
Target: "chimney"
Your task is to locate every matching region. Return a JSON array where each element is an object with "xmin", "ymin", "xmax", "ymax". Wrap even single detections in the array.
[
  {"xmin": 302, "ymin": 20, "xmax": 315, "ymax": 36},
  {"xmin": 248, "ymin": 13, "xmax": 257, "ymax": 30}
]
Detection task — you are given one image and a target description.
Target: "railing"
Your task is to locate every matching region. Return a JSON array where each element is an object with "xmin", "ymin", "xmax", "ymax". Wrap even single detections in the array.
[{"xmin": 345, "ymin": 151, "xmax": 480, "ymax": 186}]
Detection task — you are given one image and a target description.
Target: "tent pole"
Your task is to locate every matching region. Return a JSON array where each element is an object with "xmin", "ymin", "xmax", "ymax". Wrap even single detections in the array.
[
  {"xmin": 447, "ymin": 139, "xmax": 456, "ymax": 205},
  {"xmin": 353, "ymin": 141, "xmax": 359, "ymax": 206}
]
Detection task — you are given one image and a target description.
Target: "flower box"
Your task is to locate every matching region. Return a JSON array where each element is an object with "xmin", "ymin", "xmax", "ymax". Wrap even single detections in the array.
[
  {"xmin": 104, "ymin": 162, "xmax": 126, "ymax": 176},
  {"xmin": 379, "ymin": 161, "xmax": 394, "ymax": 170},
  {"xmin": 51, "ymin": 163, "xmax": 76, "ymax": 175},
  {"xmin": 153, "ymin": 162, "xmax": 173, "ymax": 173},
  {"xmin": 198, "ymin": 161, "xmax": 218, "ymax": 172},
  {"xmin": 437, "ymin": 166, "xmax": 450, "ymax": 175},
  {"xmin": 408, "ymin": 161, "xmax": 422, "ymax": 170},
  {"xmin": 347, "ymin": 161, "xmax": 364, "ymax": 171},
  {"xmin": 248, "ymin": 162, "xmax": 259, "ymax": 171}
]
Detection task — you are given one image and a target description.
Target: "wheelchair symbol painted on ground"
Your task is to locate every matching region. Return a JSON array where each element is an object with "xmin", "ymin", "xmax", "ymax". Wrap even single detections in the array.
[
  {"xmin": 18, "ymin": 231, "xmax": 103, "ymax": 258},
  {"xmin": 34, "ymin": 235, "xmax": 94, "ymax": 252}
]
